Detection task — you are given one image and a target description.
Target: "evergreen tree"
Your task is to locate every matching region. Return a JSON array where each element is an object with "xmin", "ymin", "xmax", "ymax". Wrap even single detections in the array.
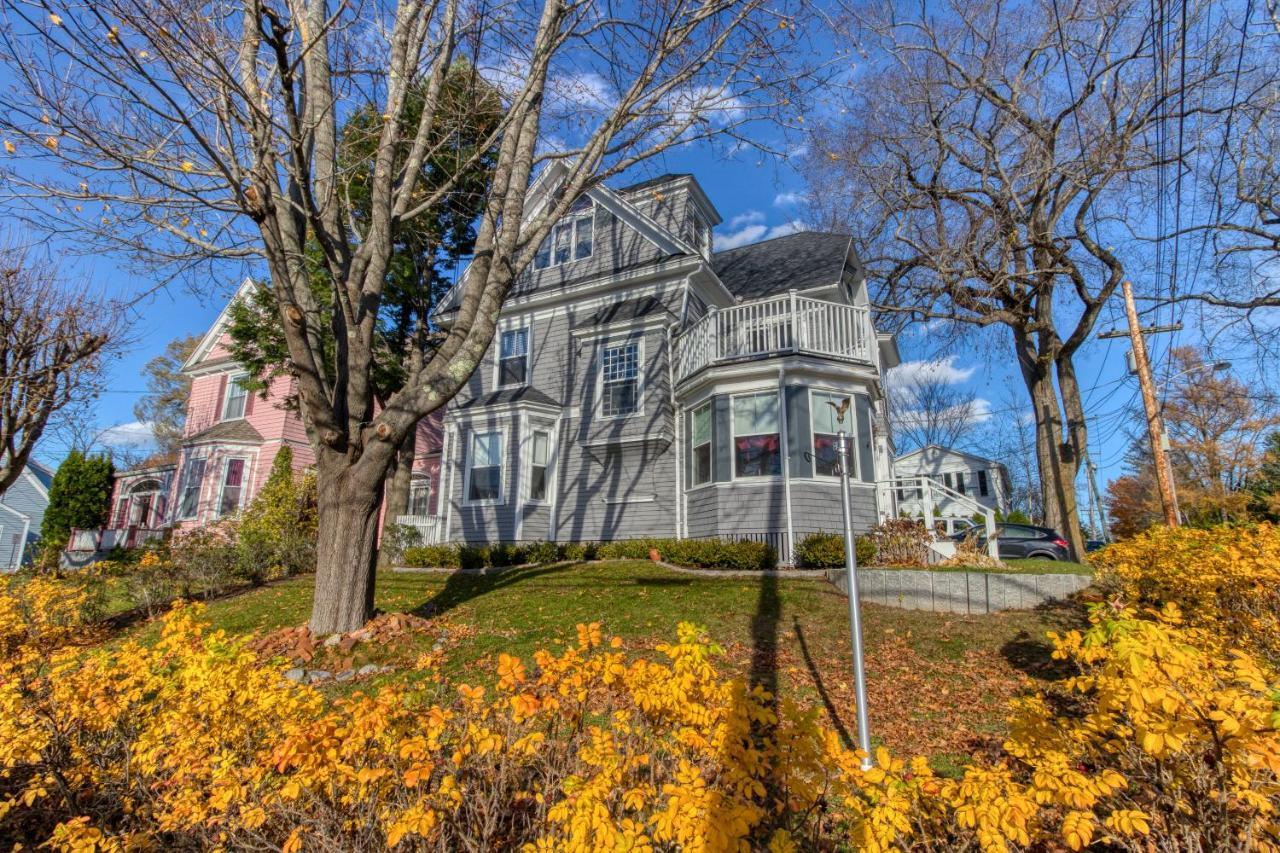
[
  {"xmin": 1249, "ymin": 432, "xmax": 1280, "ymax": 522},
  {"xmin": 40, "ymin": 450, "xmax": 114, "ymax": 556},
  {"xmin": 236, "ymin": 446, "xmax": 318, "ymax": 581}
]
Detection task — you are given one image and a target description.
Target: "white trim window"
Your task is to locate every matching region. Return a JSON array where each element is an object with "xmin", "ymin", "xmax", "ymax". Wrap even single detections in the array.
[
  {"xmin": 216, "ymin": 457, "xmax": 249, "ymax": 517},
  {"xmin": 465, "ymin": 430, "xmax": 504, "ymax": 504},
  {"xmin": 810, "ymin": 390, "xmax": 852, "ymax": 477},
  {"xmin": 528, "ymin": 429, "xmax": 551, "ymax": 502},
  {"xmin": 408, "ymin": 475, "xmax": 432, "ymax": 516},
  {"xmin": 978, "ymin": 469, "xmax": 990, "ymax": 497},
  {"xmin": 222, "ymin": 373, "xmax": 249, "ymax": 421},
  {"xmin": 177, "ymin": 457, "xmax": 206, "ymax": 519},
  {"xmin": 690, "ymin": 402, "xmax": 712, "ymax": 485},
  {"xmin": 600, "ymin": 341, "xmax": 640, "ymax": 417},
  {"xmin": 533, "ymin": 199, "xmax": 594, "ymax": 270},
  {"xmin": 497, "ymin": 327, "xmax": 529, "ymax": 388},
  {"xmin": 732, "ymin": 392, "xmax": 781, "ymax": 477}
]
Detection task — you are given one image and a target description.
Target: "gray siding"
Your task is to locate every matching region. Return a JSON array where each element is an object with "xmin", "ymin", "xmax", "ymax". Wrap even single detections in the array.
[
  {"xmin": 0, "ymin": 469, "xmax": 48, "ymax": 569},
  {"xmin": 686, "ymin": 480, "xmax": 878, "ymax": 544}
]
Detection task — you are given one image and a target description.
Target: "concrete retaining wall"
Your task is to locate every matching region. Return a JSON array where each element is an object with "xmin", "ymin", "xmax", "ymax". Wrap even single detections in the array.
[{"xmin": 826, "ymin": 567, "xmax": 1091, "ymax": 614}]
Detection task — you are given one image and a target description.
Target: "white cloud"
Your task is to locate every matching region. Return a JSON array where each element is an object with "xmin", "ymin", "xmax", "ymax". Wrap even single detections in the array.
[
  {"xmin": 727, "ymin": 209, "xmax": 765, "ymax": 229},
  {"xmin": 773, "ymin": 191, "xmax": 803, "ymax": 207},
  {"xmin": 887, "ymin": 356, "xmax": 975, "ymax": 386},
  {"xmin": 712, "ymin": 219, "xmax": 805, "ymax": 251},
  {"xmin": 98, "ymin": 420, "xmax": 156, "ymax": 449}
]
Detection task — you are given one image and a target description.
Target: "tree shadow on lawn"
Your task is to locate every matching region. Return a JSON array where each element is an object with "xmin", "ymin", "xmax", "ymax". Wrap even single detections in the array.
[
  {"xmin": 410, "ymin": 564, "xmax": 573, "ymax": 620},
  {"xmin": 792, "ymin": 615, "xmax": 855, "ymax": 748},
  {"xmin": 999, "ymin": 597, "xmax": 1091, "ymax": 682}
]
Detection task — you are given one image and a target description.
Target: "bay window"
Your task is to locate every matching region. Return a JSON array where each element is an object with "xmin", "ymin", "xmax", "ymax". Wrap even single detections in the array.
[
  {"xmin": 466, "ymin": 430, "xmax": 503, "ymax": 503},
  {"xmin": 691, "ymin": 403, "xmax": 712, "ymax": 485},
  {"xmin": 733, "ymin": 392, "xmax": 780, "ymax": 477}
]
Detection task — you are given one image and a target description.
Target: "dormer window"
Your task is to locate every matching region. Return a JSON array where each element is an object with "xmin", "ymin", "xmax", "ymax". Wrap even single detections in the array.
[
  {"xmin": 222, "ymin": 373, "xmax": 249, "ymax": 421},
  {"xmin": 533, "ymin": 199, "xmax": 594, "ymax": 270}
]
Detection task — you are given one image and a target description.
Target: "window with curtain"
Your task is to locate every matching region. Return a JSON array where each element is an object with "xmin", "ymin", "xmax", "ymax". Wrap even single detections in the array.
[
  {"xmin": 498, "ymin": 328, "xmax": 529, "ymax": 387},
  {"xmin": 529, "ymin": 430, "xmax": 550, "ymax": 501},
  {"xmin": 810, "ymin": 390, "xmax": 851, "ymax": 477},
  {"xmin": 467, "ymin": 431, "xmax": 502, "ymax": 502},
  {"xmin": 733, "ymin": 392, "xmax": 780, "ymax": 477},
  {"xmin": 217, "ymin": 458, "xmax": 246, "ymax": 517},
  {"xmin": 691, "ymin": 403, "xmax": 712, "ymax": 485},
  {"xmin": 601, "ymin": 342, "xmax": 639, "ymax": 417},
  {"xmin": 177, "ymin": 458, "xmax": 206, "ymax": 519}
]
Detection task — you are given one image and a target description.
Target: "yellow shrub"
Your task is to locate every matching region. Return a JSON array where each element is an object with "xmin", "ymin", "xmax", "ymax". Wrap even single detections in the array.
[
  {"xmin": 1, "ymin": 571, "xmax": 1278, "ymax": 851},
  {"xmin": 1093, "ymin": 523, "xmax": 1280, "ymax": 661}
]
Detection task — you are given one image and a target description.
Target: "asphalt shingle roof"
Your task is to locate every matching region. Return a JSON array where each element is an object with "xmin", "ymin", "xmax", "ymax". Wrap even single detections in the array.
[
  {"xmin": 184, "ymin": 420, "xmax": 264, "ymax": 444},
  {"xmin": 711, "ymin": 231, "xmax": 853, "ymax": 301},
  {"xmin": 455, "ymin": 387, "xmax": 562, "ymax": 410},
  {"xmin": 571, "ymin": 295, "xmax": 673, "ymax": 330}
]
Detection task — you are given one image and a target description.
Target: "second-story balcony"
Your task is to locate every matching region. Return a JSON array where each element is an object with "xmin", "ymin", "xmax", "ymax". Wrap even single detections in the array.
[{"xmin": 673, "ymin": 292, "xmax": 874, "ymax": 384}]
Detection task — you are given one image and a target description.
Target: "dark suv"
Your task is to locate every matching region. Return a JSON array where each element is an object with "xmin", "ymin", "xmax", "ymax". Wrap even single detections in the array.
[{"xmin": 951, "ymin": 523, "xmax": 1071, "ymax": 561}]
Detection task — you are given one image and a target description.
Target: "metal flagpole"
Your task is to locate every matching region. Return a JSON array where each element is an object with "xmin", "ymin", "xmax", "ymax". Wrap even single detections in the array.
[{"xmin": 836, "ymin": 418, "xmax": 873, "ymax": 770}]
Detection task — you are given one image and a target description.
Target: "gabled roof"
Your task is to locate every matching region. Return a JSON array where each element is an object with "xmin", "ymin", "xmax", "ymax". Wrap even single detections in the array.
[
  {"xmin": 617, "ymin": 173, "xmax": 692, "ymax": 193},
  {"xmin": 432, "ymin": 162, "xmax": 711, "ymax": 317},
  {"xmin": 25, "ymin": 459, "xmax": 54, "ymax": 489},
  {"xmin": 184, "ymin": 419, "xmax": 264, "ymax": 445},
  {"xmin": 711, "ymin": 231, "xmax": 854, "ymax": 301},
  {"xmin": 182, "ymin": 277, "xmax": 258, "ymax": 374},
  {"xmin": 893, "ymin": 444, "xmax": 1005, "ymax": 470}
]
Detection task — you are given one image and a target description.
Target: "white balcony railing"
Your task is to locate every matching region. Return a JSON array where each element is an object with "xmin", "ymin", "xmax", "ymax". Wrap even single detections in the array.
[
  {"xmin": 674, "ymin": 292, "xmax": 873, "ymax": 382},
  {"xmin": 67, "ymin": 527, "xmax": 166, "ymax": 553}
]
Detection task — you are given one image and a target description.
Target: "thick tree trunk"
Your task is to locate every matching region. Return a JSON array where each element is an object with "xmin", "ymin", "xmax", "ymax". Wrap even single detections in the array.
[
  {"xmin": 310, "ymin": 455, "xmax": 387, "ymax": 634},
  {"xmin": 1013, "ymin": 327, "xmax": 1087, "ymax": 561}
]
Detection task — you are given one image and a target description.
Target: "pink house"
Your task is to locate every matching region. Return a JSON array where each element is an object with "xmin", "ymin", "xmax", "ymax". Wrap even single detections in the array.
[{"xmin": 83, "ymin": 280, "xmax": 441, "ymax": 556}]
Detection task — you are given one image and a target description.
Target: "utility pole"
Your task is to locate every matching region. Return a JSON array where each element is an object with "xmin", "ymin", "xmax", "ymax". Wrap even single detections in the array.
[
  {"xmin": 1119, "ymin": 281, "xmax": 1179, "ymax": 526},
  {"xmin": 1085, "ymin": 456, "xmax": 1111, "ymax": 543}
]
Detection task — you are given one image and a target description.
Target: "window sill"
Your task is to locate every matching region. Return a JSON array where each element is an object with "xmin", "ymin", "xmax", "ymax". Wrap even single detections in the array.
[{"xmin": 463, "ymin": 499, "xmax": 506, "ymax": 508}]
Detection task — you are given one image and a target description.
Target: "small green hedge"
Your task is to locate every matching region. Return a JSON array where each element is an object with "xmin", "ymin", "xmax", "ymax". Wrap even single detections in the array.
[
  {"xmin": 400, "ymin": 537, "xmax": 776, "ymax": 571},
  {"xmin": 795, "ymin": 531, "xmax": 877, "ymax": 569}
]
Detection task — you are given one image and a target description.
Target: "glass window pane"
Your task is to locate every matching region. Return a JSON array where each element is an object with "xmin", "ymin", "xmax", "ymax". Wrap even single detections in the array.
[
  {"xmin": 733, "ymin": 393, "xmax": 778, "ymax": 436},
  {"xmin": 978, "ymin": 470, "xmax": 989, "ymax": 496},
  {"xmin": 224, "ymin": 376, "xmax": 248, "ymax": 420},
  {"xmin": 529, "ymin": 466, "xmax": 547, "ymax": 501},
  {"xmin": 694, "ymin": 444, "xmax": 712, "ymax": 484},
  {"xmin": 814, "ymin": 433, "xmax": 839, "ymax": 476},
  {"xmin": 692, "ymin": 404, "xmax": 711, "ymax": 445},
  {"xmin": 534, "ymin": 237, "xmax": 551, "ymax": 270},
  {"xmin": 468, "ymin": 467, "xmax": 500, "ymax": 501},
  {"xmin": 811, "ymin": 391, "xmax": 848, "ymax": 435},
  {"xmin": 531, "ymin": 431, "xmax": 549, "ymax": 465},
  {"xmin": 500, "ymin": 328, "xmax": 527, "ymax": 358},
  {"xmin": 471, "ymin": 432, "xmax": 500, "ymax": 467},
  {"xmin": 574, "ymin": 217, "xmax": 593, "ymax": 259},
  {"xmin": 499, "ymin": 356, "xmax": 526, "ymax": 386},
  {"xmin": 553, "ymin": 223, "xmax": 572, "ymax": 264},
  {"xmin": 734, "ymin": 434, "xmax": 781, "ymax": 477}
]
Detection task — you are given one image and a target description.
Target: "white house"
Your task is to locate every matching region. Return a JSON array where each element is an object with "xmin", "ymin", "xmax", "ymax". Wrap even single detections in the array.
[{"xmin": 891, "ymin": 445, "xmax": 1010, "ymax": 526}]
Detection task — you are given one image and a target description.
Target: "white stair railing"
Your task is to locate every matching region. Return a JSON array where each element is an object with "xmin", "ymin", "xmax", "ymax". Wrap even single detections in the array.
[{"xmin": 876, "ymin": 476, "xmax": 999, "ymax": 560}]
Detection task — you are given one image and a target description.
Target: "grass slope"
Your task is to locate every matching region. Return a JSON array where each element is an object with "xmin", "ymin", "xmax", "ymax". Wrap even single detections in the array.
[{"xmin": 123, "ymin": 561, "xmax": 1085, "ymax": 769}]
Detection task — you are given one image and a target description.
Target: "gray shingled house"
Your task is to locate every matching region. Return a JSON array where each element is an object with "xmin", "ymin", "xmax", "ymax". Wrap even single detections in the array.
[{"xmin": 428, "ymin": 169, "xmax": 902, "ymax": 561}]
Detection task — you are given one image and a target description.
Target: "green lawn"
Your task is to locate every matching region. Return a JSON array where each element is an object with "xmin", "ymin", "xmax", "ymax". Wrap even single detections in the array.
[
  {"xmin": 1003, "ymin": 557, "xmax": 1093, "ymax": 575},
  {"xmin": 119, "ymin": 561, "xmax": 1085, "ymax": 766}
]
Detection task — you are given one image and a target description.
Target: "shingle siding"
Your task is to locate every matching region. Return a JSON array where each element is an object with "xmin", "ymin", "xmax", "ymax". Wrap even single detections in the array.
[{"xmin": 0, "ymin": 470, "xmax": 48, "ymax": 569}]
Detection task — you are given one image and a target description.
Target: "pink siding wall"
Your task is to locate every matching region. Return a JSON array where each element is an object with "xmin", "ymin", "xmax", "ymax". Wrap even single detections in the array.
[{"xmin": 111, "ymin": 322, "xmax": 444, "ymax": 546}]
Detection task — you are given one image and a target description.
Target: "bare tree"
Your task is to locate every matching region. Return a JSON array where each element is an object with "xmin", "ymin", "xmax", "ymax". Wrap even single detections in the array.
[
  {"xmin": 887, "ymin": 362, "xmax": 982, "ymax": 451},
  {"xmin": 803, "ymin": 0, "xmax": 1239, "ymax": 558},
  {"xmin": 0, "ymin": 0, "xmax": 813, "ymax": 631},
  {"xmin": 0, "ymin": 243, "xmax": 115, "ymax": 496}
]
